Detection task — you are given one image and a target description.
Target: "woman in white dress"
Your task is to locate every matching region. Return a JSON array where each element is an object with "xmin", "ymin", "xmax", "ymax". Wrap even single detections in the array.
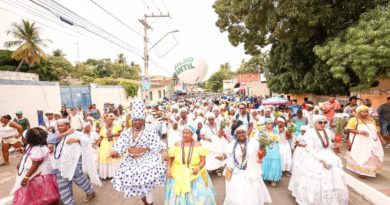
[
  {"xmin": 220, "ymin": 125, "xmax": 272, "ymax": 205},
  {"xmin": 289, "ymin": 115, "xmax": 348, "ymax": 205},
  {"xmin": 200, "ymin": 112, "xmax": 229, "ymax": 174},
  {"xmin": 345, "ymin": 105, "xmax": 384, "ymax": 177}
]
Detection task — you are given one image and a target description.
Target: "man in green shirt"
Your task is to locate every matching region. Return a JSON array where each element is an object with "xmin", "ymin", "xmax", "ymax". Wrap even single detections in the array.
[{"xmin": 13, "ymin": 111, "xmax": 30, "ymax": 131}]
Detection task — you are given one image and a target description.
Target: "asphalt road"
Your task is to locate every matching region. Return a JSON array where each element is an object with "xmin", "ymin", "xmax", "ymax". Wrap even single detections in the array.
[{"xmin": 0, "ymin": 153, "xmax": 372, "ymax": 205}]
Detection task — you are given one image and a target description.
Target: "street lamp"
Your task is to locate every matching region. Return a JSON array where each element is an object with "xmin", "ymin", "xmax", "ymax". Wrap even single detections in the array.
[{"xmin": 149, "ymin": 30, "xmax": 179, "ymax": 51}]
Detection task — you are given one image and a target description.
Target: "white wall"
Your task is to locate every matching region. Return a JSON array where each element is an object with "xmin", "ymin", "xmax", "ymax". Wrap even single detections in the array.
[
  {"xmin": 90, "ymin": 83, "xmax": 140, "ymax": 111},
  {"xmin": 0, "ymin": 80, "xmax": 61, "ymax": 127}
]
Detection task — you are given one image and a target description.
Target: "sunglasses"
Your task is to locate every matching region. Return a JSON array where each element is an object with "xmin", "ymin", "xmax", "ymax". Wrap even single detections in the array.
[{"xmin": 318, "ymin": 121, "xmax": 327, "ymax": 125}]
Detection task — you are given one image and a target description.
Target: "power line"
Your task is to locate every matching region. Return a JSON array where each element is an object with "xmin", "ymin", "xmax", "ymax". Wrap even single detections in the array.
[
  {"xmin": 0, "ymin": 0, "xmax": 79, "ymax": 39},
  {"xmin": 29, "ymin": 0, "xmax": 143, "ymax": 57},
  {"xmin": 89, "ymin": 0, "xmax": 144, "ymax": 38}
]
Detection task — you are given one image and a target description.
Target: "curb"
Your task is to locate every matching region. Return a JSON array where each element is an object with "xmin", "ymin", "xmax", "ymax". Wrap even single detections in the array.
[{"xmin": 345, "ymin": 173, "xmax": 390, "ymax": 205}]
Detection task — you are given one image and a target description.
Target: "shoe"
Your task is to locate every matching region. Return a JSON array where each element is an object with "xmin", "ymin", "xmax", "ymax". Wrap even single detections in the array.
[
  {"xmin": 84, "ymin": 192, "xmax": 96, "ymax": 202},
  {"xmin": 385, "ymin": 144, "xmax": 390, "ymax": 149}
]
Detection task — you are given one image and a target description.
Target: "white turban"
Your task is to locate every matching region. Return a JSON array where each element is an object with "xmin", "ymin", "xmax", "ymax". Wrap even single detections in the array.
[
  {"xmin": 206, "ymin": 112, "xmax": 215, "ymax": 119},
  {"xmin": 234, "ymin": 125, "xmax": 247, "ymax": 135},
  {"xmin": 264, "ymin": 107, "xmax": 271, "ymax": 112},
  {"xmin": 276, "ymin": 117, "xmax": 286, "ymax": 123},
  {"xmin": 212, "ymin": 106, "xmax": 219, "ymax": 112},
  {"xmin": 179, "ymin": 107, "xmax": 188, "ymax": 113},
  {"xmin": 313, "ymin": 115, "xmax": 326, "ymax": 123},
  {"xmin": 57, "ymin": 119, "xmax": 70, "ymax": 124}
]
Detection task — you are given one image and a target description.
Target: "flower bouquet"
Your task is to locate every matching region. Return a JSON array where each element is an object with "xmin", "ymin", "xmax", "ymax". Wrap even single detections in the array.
[
  {"xmin": 333, "ymin": 113, "xmax": 348, "ymax": 153},
  {"xmin": 286, "ymin": 124, "xmax": 295, "ymax": 140},
  {"xmin": 257, "ymin": 131, "xmax": 272, "ymax": 163}
]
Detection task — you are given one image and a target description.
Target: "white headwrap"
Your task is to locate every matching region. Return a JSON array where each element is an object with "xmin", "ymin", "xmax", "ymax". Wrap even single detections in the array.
[
  {"xmin": 179, "ymin": 107, "xmax": 188, "ymax": 113},
  {"xmin": 57, "ymin": 119, "xmax": 70, "ymax": 124},
  {"xmin": 212, "ymin": 106, "xmax": 219, "ymax": 112},
  {"xmin": 205, "ymin": 112, "xmax": 215, "ymax": 119},
  {"xmin": 132, "ymin": 99, "xmax": 146, "ymax": 119},
  {"xmin": 264, "ymin": 107, "xmax": 271, "ymax": 112},
  {"xmin": 276, "ymin": 117, "xmax": 286, "ymax": 123},
  {"xmin": 234, "ymin": 125, "xmax": 247, "ymax": 135},
  {"xmin": 313, "ymin": 115, "xmax": 326, "ymax": 123}
]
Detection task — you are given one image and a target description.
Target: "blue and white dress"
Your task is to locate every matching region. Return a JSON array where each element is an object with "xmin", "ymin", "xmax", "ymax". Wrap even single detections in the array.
[{"xmin": 112, "ymin": 128, "xmax": 166, "ymax": 197}]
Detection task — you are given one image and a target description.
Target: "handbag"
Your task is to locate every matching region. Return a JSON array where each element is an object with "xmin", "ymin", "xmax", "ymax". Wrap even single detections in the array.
[
  {"xmin": 13, "ymin": 174, "xmax": 60, "ymax": 205},
  {"xmin": 346, "ymin": 117, "xmax": 358, "ymax": 151}
]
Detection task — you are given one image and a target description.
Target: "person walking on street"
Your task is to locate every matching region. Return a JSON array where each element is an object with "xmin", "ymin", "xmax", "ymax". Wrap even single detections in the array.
[
  {"xmin": 13, "ymin": 111, "xmax": 30, "ymax": 131},
  {"xmin": 49, "ymin": 119, "xmax": 100, "ymax": 205}
]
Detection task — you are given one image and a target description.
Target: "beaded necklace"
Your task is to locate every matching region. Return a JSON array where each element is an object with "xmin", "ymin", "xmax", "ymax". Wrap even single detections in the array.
[
  {"xmin": 54, "ymin": 135, "xmax": 67, "ymax": 159},
  {"xmin": 314, "ymin": 128, "xmax": 329, "ymax": 148},
  {"xmin": 233, "ymin": 139, "xmax": 247, "ymax": 170},
  {"xmin": 181, "ymin": 139, "xmax": 194, "ymax": 168},
  {"xmin": 18, "ymin": 146, "xmax": 32, "ymax": 176}
]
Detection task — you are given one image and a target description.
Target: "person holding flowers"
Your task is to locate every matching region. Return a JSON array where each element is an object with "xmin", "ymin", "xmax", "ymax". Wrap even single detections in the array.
[
  {"xmin": 273, "ymin": 117, "xmax": 293, "ymax": 176},
  {"xmin": 261, "ymin": 118, "xmax": 282, "ymax": 187},
  {"xmin": 220, "ymin": 125, "xmax": 272, "ymax": 205}
]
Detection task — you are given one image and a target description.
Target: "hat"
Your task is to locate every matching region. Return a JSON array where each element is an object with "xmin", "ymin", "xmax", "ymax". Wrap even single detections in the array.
[
  {"xmin": 179, "ymin": 107, "xmax": 188, "ymax": 113},
  {"xmin": 15, "ymin": 111, "xmax": 23, "ymax": 115},
  {"xmin": 132, "ymin": 100, "xmax": 146, "ymax": 119}
]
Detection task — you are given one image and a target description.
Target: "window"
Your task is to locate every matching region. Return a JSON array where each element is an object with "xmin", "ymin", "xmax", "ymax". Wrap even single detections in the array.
[
  {"xmin": 163, "ymin": 90, "xmax": 166, "ymax": 97},
  {"xmin": 149, "ymin": 91, "xmax": 153, "ymax": 101},
  {"xmin": 158, "ymin": 90, "xmax": 162, "ymax": 98}
]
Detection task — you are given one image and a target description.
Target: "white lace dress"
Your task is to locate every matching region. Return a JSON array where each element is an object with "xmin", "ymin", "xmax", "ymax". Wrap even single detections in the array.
[
  {"xmin": 112, "ymin": 128, "xmax": 166, "ymax": 197},
  {"xmin": 288, "ymin": 128, "xmax": 348, "ymax": 205}
]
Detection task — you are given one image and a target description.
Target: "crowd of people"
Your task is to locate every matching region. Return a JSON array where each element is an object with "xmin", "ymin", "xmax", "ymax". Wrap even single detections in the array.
[{"xmin": 0, "ymin": 94, "xmax": 389, "ymax": 205}]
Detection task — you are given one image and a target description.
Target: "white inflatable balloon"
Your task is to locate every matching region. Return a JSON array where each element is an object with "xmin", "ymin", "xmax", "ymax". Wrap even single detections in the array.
[{"xmin": 174, "ymin": 57, "xmax": 208, "ymax": 84}]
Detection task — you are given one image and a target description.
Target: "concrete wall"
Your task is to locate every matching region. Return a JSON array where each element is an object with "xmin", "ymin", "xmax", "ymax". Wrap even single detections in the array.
[
  {"xmin": 0, "ymin": 79, "xmax": 61, "ymax": 127},
  {"xmin": 90, "ymin": 83, "xmax": 141, "ymax": 111},
  {"xmin": 0, "ymin": 71, "xmax": 39, "ymax": 81}
]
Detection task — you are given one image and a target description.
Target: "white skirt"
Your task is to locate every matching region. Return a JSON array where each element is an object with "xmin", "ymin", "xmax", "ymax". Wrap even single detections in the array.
[
  {"xmin": 288, "ymin": 148, "xmax": 349, "ymax": 205},
  {"xmin": 224, "ymin": 170, "xmax": 272, "ymax": 205},
  {"xmin": 279, "ymin": 142, "xmax": 292, "ymax": 172}
]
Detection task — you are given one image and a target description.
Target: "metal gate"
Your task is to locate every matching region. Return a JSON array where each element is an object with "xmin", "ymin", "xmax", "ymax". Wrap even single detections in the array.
[{"xmin": 60, "ymin": 86, "xmax": 91, "ymax": 110}]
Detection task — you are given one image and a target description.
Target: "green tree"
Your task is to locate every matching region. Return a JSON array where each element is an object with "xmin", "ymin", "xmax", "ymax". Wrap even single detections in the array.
[
  {"xmin": 315, "ymin": 5, "xmax": 390, "ymax": 91},
  {"xmin": 236, "ymin": 52, "xmax": 269, "ymax": 74},
  {"xmin": 206, "ymin": 63, "xmax": 235, "ymax": 92},
  {"xmin": 213, "ymin": 0, "xmax": 388, "ymax": 94},
  {"xmin": 4, "ymin": 20, "xmax": 51, "ymax": 71}
]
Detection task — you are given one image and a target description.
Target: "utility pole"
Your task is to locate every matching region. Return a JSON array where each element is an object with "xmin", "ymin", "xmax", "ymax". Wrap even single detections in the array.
[
  {"xmin": 139, "ymin": 12, "xmax": 170, "ymax": 79},
  {"xmin": 139, "ymin": 13, "xmax": 170, "ymax": 101}
]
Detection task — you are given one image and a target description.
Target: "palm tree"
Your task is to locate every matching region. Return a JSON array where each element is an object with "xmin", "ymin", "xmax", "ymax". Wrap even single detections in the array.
[{"xmin": 4, "ymin": 20, "xmax": 51, "ymax": 71}]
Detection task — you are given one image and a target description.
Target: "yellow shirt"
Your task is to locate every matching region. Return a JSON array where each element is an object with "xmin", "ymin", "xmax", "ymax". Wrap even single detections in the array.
[
  {"xmin": 346, "ymin": 117, "xmax": 376, "ymax": 131},
  {"xmin": 168, "ymin": 146, "xmax": 208, "ymax": 195}
]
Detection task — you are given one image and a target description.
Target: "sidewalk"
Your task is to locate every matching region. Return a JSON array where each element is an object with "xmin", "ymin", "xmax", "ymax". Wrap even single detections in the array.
[{"xmin": 337, "ymin": 144, "xmax": 390, "ymax": 204}]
